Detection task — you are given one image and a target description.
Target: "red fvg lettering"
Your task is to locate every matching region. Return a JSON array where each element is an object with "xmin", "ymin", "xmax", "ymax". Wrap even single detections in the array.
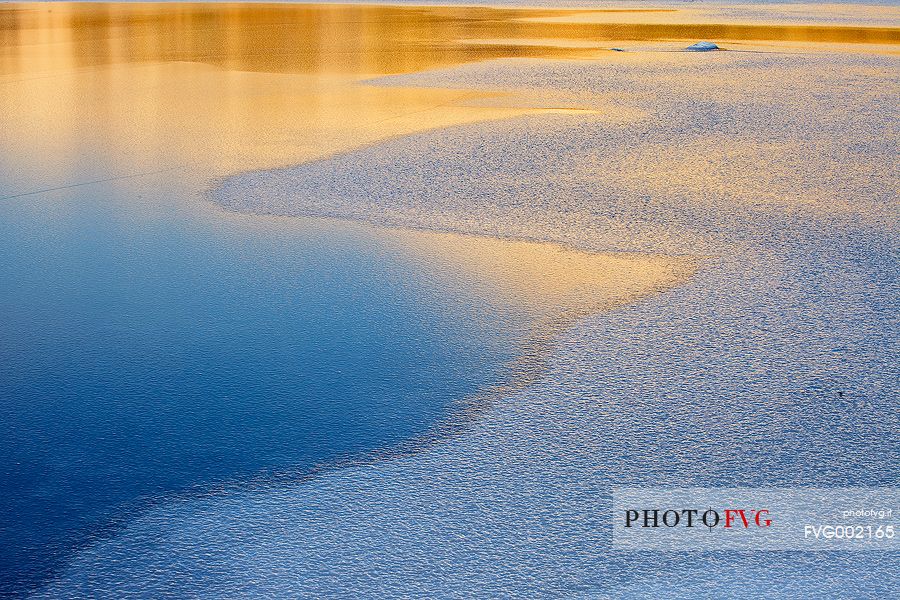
[
  {"xmin": 724, "ymin": 509, "xmax": 750, "ymax": 528},
  {"xmin": 724, "ymin": 509, "xmax": 772, "ymax": 528}
]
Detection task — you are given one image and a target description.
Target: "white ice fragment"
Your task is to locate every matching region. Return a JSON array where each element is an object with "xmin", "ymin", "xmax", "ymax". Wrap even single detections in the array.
[{"xmin": 685, "ymin": 41, "xmax": 720, "ymax": 52}]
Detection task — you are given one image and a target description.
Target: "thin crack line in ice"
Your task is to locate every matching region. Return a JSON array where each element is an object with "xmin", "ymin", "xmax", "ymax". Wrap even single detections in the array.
[{"xmin": 0, "ymin": 165, "xmax": 189, "ymax": 201}]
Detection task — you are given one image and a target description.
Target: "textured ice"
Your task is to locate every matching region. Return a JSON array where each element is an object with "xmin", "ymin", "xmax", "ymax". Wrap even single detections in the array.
[{"xmin": 40, "ymin": 48, "xmax": 899, "ymax": 597}]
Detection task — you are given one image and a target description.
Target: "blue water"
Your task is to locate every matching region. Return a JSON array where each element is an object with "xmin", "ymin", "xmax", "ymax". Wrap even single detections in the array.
[{"xmin": 0, "ymin": 173, "xmax": 528, "ymax": 595}]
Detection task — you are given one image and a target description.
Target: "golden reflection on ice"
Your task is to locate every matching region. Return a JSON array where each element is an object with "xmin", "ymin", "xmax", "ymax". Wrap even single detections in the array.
[
  {"xmin": 1, "ymin": 3, "xmax": 897, "ymax": 178},
  {"xmin": 0, "ymin": 61, "xmax": 543, "ymax": 176},
  {"xmin": 0, "ymin": 3, "xmax": 646, "ymax": 177},
  {"xmin": 2, "ymin": 2, "xmax": 890, "ymax": 317},
  {"xmin": 393, "ymin": 228, "xmax": 697, "ymax": 321},
  {"xmin": 2, "ymin": 3, "xmax": 896, "ymax": 79}
]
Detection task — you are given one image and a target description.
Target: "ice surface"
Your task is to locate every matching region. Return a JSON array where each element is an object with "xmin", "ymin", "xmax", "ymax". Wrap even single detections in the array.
[{"xmin": 37, "ymin": 47, "xmax": 900, "ymax": 597}]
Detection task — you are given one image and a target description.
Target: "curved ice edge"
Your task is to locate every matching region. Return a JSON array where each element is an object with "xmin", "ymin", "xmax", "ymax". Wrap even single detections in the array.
[
  {"xmin": 34, "ymin": 196, "xmax": 701, "ymax": 597},
  {"xmin": 27, "ymin": 170, "xmax": 699, "ymax": 597},
  {"xmin": 202, "ymin": 170, "xmax": 701, "ymax": 487}
]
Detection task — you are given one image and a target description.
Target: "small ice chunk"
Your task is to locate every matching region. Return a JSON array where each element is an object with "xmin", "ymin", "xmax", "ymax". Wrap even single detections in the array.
[{"xmin": 685, "ymin": 41, "xmax": 720, "ymax": 52}]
